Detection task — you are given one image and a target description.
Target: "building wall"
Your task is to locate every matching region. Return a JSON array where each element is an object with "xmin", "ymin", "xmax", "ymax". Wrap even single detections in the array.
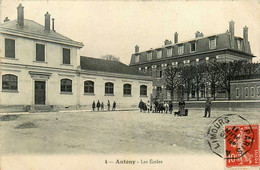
[
  {"xmin": 79, "ymin": 74, "xmax": 153, "ymax": 108},
  {"xmin": 0, "ymin": 33, "xmax": 80, "ymax": 70},
  {"xmin": 231, "ymin": 79, "xmax": 260, "ymax": 100}
]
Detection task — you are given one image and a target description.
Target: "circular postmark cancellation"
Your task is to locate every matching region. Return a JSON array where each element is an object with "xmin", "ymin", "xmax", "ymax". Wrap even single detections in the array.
[{"xmin": 206, "ymin": 114, "xmax": 255, "ymax": 159}]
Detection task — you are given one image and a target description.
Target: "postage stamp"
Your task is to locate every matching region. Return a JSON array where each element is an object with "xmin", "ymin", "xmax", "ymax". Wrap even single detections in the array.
[{"xmin": 225, "ymin": 124, "xmax": 259, "ymax": 168}]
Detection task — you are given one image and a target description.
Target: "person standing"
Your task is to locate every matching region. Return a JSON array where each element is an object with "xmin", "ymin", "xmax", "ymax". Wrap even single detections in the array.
[
  {"xmin": 96, "ymin": 100, "xmax": 101, "ymax": 111},
  {"xmin": 92, "ymin": 101, "xmax": 96, "ymax": 111},
  {"xmin": 147, "ymin": 101, "xmax": 150, "ymax": 113},
  {"xmin": 169, "ymin": 101, "xmax": 173, "ymax": 114},
  {"xmin": 204, "ymin": 97, "xmax": 212, "ymax": 117},
  {"xmin": 107, "ymin": 100, "xmax": 110, "ymax": 111},
  {"xmin": 138, "ymin": 100, "xmax": 144, "ymax": 112},
  {"xmin": 101, "ymin": 102, "xmax": 104, "ymax": 111},
  {"xmin": 178, "ymin": 99, "xmax": 185, "ymax": 116},
  {"xmin": 112, "ymin": 101, "xmax": 116, "ymax": 111},
  {"xmin": 165, "ymin": 102, "xmax": 169, "ymax": 114}
]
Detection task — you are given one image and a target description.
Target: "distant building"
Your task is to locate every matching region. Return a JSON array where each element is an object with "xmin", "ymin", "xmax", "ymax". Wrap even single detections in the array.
[
  {"xmin": 0, "ymin": 4, "xmax": 152, "ymax": 112},
  {"xmin": 129, "ymin": 21, "xmax": 255, "ymax": 101},
  {"xmin": 230, "ymin": 74, "xmax": 260, "ymax": 100}
]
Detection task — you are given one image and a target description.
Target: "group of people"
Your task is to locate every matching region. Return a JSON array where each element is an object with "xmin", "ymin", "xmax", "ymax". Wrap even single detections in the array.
[
  {"xmin": 138, "ymin": 100, "xmax": 174, "ymax": 114},
  {"xmin": 92, "ymin": 100, "xmax": 116, "ymax": 111},
  {"xmin": 138, "ymin": 97, "xmax": 212, "ymax": 117}
]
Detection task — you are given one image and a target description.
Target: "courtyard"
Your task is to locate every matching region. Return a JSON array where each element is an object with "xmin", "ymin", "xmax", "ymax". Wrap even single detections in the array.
[{"xmin": 0, "ymin": 108, "xmax": 259, "ymax": 155}]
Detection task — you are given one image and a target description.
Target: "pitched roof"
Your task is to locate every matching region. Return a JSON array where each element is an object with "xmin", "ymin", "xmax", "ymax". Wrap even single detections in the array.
[
  {"xmin": 0, "ymin": 19, "xmax": 83, "ymax": 47},
  {"xmin": 80, "ymin": 56, "xmax": 146, "ymax": 76},
  {"xmin": 130, "ymin": 32, "xmax": 253, "ymax": 65}
]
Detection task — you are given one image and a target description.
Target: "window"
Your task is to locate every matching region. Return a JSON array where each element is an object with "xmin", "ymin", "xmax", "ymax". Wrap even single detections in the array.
[
  {"xmin": 123, "ymin": 84, "xmax": 131, "ymax": 95},
  {"xmin": 167, "ymin": 48, "xmax": 172, "ymax": 57},
  {"xmin": 209, "ymin": 38, "xmax": 216, "ymax": 49},
  {"xmin": 5, "ymin": 38, "xmax": 15, "ymax": 58},
  {"xmin": 245, "ymin": 87, "xmax": 249, "ymax": 97},
  {"xmin": 157, "ymin": 86, "xmax": 162, "ymax": 94},
  {"xmin": 63, "ymin": 48, "xmax": 71, "ymax": 64},
  {"xmin": 84, "ymin": 80, "xmax": 94, "ymax": 94},
  {"xmin": 105, "ymin": 82, "xmax": 114, "ymax": 95},
  {"xmin": 140, "ymin": 85, "xmax": 147, "ymax": 96},
  {"xmin": 157, "ymin": 66, "xmax": 162, "ymax": 78},
  {"xmin": 157, "ymin": 50, "xmax": 162, "ymax": 59},
  {"xmin": 36, "ymin": 43, "xmax": 45, "ymax": 61},
  {"xmin": 135, "ymin": 54, "xmax": 140, "ymax": 63},
  {"xmin": 257, "ymin": 86, "xmax": 260, "ymax": 97},
  {"xmin": 60, "ymin": 79, "xmax": 72, "ymax": 93},
  {"xmin": 190, "ymin": 42, "xmax": 196, "ymax": 52},
  {"xmin": 236, "ymin": 88, "xmax": 239, "ymax": 97},
  {"xmin": 2, "ymin": 74, "xmax": 18, "ymax": 91},
  {"xmin": 200, "ymin": 84, "xmax": 205, "ymax": 98},
  {"xmin": 251, "ymin": 87, "xmax": 255, "ymax": 97},
  {"xmin": 147, "ymin": 52, "xmax": 152, "ymax": 61},
  {"xmin": 237, "ymin": 40, "xmax": 242, "ymax": 50},
  {"xmin": 178, "ymin": 45, "xmax": 184, "ymax": 55}
]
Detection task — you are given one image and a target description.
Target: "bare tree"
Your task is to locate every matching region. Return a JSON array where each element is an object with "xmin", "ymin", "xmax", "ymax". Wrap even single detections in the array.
[
  {"xmin": 164, "ymin": 66, "xmax": 183, "ymax": 101},
  {"xmin": 100, "ymin": 55, "xmax": 120, "ymax": 62},
  {"xmin": 181, "ymin": 66, "xmax": 193, "ymax": 101}
]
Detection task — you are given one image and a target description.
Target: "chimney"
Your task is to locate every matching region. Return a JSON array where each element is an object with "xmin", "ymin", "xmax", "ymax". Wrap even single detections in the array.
[
  {"xmin": 164, "ymin": 39, "xmax": 172, "ymax": 46},
  {"xmin": 17, "ymin": 4, "xmax": 24, "ymax": 28},
  {"xmin": 229, "ymin": 20, "xmax": 235, "ymax": 37},
  {"xmin": 174, "ymin": 32, "xmax": 178, "ymax": 44},
  {"xmin": 135, "ymin": 45, "xmax": 139, "ymax": 53},
  {"xmin": 243, "ymin": 26, "xmax": 248, "ymax": 42},
  {"xmin": 45, "ymin": 12, "xmax": 51, "ymax": 32},
  {"xmin": 4, "ymin": 17, "xmax": 10, "ymax": 22},
  {"xmin": 52, "ymin": 18, "xmax": 55, "ymax": 31},
  {"xmin": 195, "ymin": 31, "xmax": 204, "ymax": 38}
]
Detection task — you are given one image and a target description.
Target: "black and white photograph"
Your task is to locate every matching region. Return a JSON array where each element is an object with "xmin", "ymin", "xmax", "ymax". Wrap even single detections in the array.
[{"xmin": 0, "ymin": 0, "xmax": 259, "ymax": 170}]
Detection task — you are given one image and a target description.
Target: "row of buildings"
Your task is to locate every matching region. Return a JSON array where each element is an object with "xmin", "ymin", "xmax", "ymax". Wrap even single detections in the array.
[
  {"xmin": 0, "ymin": 4, "xmax": 259, "ymax": 112},
  {"xmin": 129, "ymin": 21, "xmax": 260, "ymax": 101}
]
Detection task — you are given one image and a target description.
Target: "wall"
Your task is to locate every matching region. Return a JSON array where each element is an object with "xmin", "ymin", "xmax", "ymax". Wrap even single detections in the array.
[{"xmin": 0, "ymin": 34, "xmax": 79, "ymax": 70}]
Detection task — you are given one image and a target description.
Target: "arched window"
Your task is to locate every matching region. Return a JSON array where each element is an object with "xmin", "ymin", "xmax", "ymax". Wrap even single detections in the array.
[
  {"xmin": 60, "ymin": 79, "xmax": 72, "ymax": 92},
  {"xmin": 123, "ymin": 84, "xmax": 131, "ymax": 95},
  {"xmin": 84, "ymin": 80, "xmax": 94, "ymax": 94},
  {"xmin": 140, "ymin": 85, "xmax": 147, "ymax": 96},
  {"xmin": 157, "ymin": 66, "xmax": 162, "ymax": 78},
  {"xmin": 105, "ymin": 82, "xmax": 114, "ymax": 94},
  {"xmin": 2, "ymin": 74, "xmax": 18, "ymax": 90}
]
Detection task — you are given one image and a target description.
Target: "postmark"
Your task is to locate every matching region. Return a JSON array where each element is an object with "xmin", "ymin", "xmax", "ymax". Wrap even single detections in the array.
[{"xmin": 206, "ymin": 114, "xmax": 255, "ymax": 159}]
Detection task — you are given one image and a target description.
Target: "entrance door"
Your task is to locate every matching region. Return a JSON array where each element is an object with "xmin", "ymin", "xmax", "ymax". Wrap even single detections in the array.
[{"xmin": 35, "ymin": 81, "xmax": 46, "ymax": 105}]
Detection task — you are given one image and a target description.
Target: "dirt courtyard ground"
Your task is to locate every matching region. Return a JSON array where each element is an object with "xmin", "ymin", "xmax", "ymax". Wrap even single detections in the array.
[{"xmin": 0, "ymin": 108, "xmax": 259, "ymax": 155}]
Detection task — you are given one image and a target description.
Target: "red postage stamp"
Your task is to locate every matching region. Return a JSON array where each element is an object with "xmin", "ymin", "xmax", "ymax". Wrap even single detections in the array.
[{"xmin": 225, "ymin": 124, "xmax": 259, "ymax": 168}]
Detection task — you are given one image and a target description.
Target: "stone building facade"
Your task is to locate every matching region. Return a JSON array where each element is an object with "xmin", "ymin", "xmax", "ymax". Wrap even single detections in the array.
[
  {"xmin": 0, "ymin": 4, "xmax": 152, "ymax": 112},
  {"xmin": 129, "ymin": 21, "xmax": 255, "ymax": 101}
]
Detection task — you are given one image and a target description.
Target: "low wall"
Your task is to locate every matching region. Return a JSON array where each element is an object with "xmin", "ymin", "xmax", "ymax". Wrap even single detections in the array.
[{"xmin": 172, "ymin": 100, "xmax": 260, "ymax": 110}]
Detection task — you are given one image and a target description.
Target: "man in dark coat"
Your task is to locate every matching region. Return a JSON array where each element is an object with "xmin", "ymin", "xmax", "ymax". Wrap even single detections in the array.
[
  {"xmin": 97, "ymin": 100, "xmax": 101, "ymax": 111},
  {"xmin": 204, "ymin": 97, "xmax": 212, "ymax": 117},
  {"xmin": 112, "ymin": 101, "xmax": 116, "ymax": 111},
  {"xmin": 139, "ymin": 100, "xmax": 144, "ymax": 112},
  {"xmin": 92, "ymin": 101, "xmax": 96, "ymax": 111}
]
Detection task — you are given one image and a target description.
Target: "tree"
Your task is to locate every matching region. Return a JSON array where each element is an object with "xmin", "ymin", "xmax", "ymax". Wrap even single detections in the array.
[
  {"xmin": 100, "ymin": 55, "xmax": 120, "ymax": 62},
  {"xmin": 181, "ymin": 66, "xmax": 193, "ymax": 101},
  {"xmin": 216, "ymin": 60, "xmax": 258, "ymax": 100},
  {"xmin": 164, "ymin": 66, "xmax": 183, "ymax": 101}
]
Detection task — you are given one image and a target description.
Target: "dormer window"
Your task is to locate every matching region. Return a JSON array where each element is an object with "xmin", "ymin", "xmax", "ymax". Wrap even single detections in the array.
[
  {"xmin": 237, "ymin": 39, "xmax": 242, "ymax": 50},
  {"xmin": 178, "ymin": 45, "xmax": 184, "ymax": 55},
  {"xmin": 147, "ymin": 52, "xmax": 152, "ymax": 61},
  {"xmin": 135, "ymin": 54, "xmax": 140, "ymax": 63},
  {"xmin": 157, "ymin": 50, "xmax": 162, "ymax": 59},
  {"xmin": 209, "ymin": 38, "xmax": 216, "ymax": 49},
  {"xmin": 167, "ymin": 48, "xmax": 172, "ymax": 57},
  {"xmin": 190, "ymin": 42, "xmax": 196, "ymax": 52}
]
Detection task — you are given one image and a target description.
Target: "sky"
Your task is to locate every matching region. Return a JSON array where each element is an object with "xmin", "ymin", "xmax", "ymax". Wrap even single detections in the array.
[{"xmin": 1, "ymin": 0, "xmax": 260, "ymax": 64}]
